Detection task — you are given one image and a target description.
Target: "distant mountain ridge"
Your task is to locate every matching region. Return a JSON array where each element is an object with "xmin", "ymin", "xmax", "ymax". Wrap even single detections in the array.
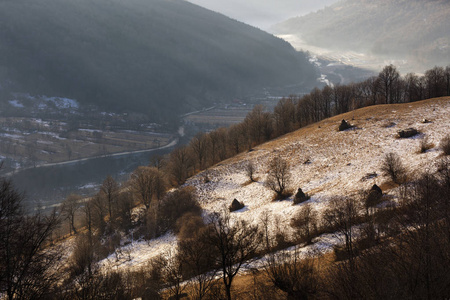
[
  {"xmin": 0, "ymin": 0, "xmax": 317, "ymax": 122},
  {"xmin": 272, "ymin": 0, "xmax": 450, "ymax": 72}
]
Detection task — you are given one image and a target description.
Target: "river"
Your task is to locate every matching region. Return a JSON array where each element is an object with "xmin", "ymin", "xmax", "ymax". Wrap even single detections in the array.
[{"xmin": 7, "ymin": 139, "xmax": 179, "ymax": 212}]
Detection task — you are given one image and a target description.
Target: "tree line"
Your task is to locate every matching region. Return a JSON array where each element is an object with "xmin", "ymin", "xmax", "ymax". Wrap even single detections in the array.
[
  {"xmin": 2, "ymin": 63, "xmax": 450, "ymax": 299},
  {"xmin": 159, "ymin": 64, "xmax": 450, "ymax": 185}
]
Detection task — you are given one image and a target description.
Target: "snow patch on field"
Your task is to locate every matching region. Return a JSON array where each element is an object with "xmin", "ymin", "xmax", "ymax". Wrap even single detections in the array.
[
  {"xmin": 99, "ymin": 233, "xmax": 177, "ymax": 272},
  {"xmin": 41, "ymin": 96, "xmax": 79, "ymax": 109},
  {"xmin": 8, "ymin": 100, "xmax": 24, "ymax": 108},
  {"xmin": 100, "ymin": 98, "xmax": 450, "ymax": 273}
]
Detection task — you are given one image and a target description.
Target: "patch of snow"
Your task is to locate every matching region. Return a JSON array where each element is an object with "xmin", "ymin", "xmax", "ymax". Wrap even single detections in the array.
[
  {"xmin": 41, "ymin": 96, "xmax": 79, "ymax": 109},
  {"xmin": 99, "ymin": 233, "xmax": 177, "ymax": 272},
  {"xmin": 8, "ymin": 100, "xmax": 24, "ymax": 108}
]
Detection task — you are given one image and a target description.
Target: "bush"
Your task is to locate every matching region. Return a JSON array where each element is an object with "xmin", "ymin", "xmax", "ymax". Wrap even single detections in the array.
[
  {"xmin": 419, "ymin": 136, "xmax": 433, "ymax": 153},
  {"xmin": 441, "ymin": 135, "xmax": 450, "ymax": 155},
  {"xmin": 159, "ymin": 186, "xmax": 202, "ymax": 232},
  {"xmin": 381, "ymin": 152, "xmax": 406, "ymax": 184}
]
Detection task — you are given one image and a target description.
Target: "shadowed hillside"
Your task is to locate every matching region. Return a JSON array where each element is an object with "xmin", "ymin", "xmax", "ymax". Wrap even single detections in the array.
[{"xmin": 0, "ymin": 0, "xmax": 317, "ymax": 122}]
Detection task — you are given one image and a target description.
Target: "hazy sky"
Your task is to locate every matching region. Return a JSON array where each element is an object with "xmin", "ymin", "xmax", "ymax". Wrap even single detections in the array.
[{"xmin": 186, "ymin": 0, "xmax": 339, "ymax": 30}]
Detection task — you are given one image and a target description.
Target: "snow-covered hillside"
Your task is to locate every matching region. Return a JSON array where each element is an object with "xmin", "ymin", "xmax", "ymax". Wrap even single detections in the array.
[{"xmin": 101, "ymin": 97, "xmax": 450, "ymax": 271}]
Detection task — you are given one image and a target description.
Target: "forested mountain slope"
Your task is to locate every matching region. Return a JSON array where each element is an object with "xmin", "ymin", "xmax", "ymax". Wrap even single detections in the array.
[
  {"xmin": 272, "ymin": 0, "xmax": 450, "ymax": 71},
  {"xmin": 0, "ymin": 0, "xmax": 317, "ymax": 122}
]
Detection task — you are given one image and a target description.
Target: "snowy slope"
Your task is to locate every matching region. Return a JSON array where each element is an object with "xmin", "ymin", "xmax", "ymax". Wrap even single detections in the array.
[{"xmin": 101, "ymin": 97, "xmax": 450, "ymax": 271}]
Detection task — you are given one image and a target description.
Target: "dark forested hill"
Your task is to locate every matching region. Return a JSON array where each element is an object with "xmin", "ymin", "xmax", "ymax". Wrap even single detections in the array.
[
  {"xmin": 272, "ymin": 0, "xmax": 450, "ymax": 72},
  {"xmin": 0, "ymin": 0, "xmax": 317, "ymax": 122}
]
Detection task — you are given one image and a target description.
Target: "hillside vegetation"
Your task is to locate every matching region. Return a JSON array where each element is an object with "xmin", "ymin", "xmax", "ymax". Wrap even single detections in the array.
[
  {"xmin": 272, "ymin": 0, "xmax": 450, "ymax": 71},
  {"xmin": 2, "ymin": 96, "xmax": 450, "ymax": 299},
  {"xmin": 0, "ymin": 0, "xmax": 317, "ymax": 122}
]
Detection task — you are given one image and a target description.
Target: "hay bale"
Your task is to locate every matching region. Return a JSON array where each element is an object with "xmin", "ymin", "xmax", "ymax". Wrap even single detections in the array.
[
  {"xmin": 229, "ymin": 199, "xmax": 245, "ymax": 212},
  {"xmin": 366, "ymin": 184, "xmax": 383, "ymax": 208},
  {"xmin": 397, "ymin": 128, "xmax": 418, "ymax": 138},
  {"xmin": 338, "ymin": 119, "xmax": 352, "ymax": 131},
  {"xmin": 293, "ymin": 188, "xmax": 310, "ymax": 204},
  {"xmin": 370, "ymin": 184, "xmax": 382, "ymax": 194}
]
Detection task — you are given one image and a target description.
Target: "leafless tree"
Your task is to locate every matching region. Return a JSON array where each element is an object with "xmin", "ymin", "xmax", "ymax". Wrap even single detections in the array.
[
  {"xmin": 203, "ymin": 211, "xmax": 262, "ymax": 300},
  {"xmin": 100, "ymin": 175, "xmax": 119, "ymax": 219},
  {"xmin": 177, "ymin": 227, "xmax": 218, "ymax": 300},
  {"xmin": 274, "ymin": 98, "xmax": 296, "ymax": 137},
  {"xmin": 245, "ymin": 161, "xmax": 256, "ymax": 182},
  {"xmin": 291, "ymin": 203, "xmax": 318, "ymax": 244},
  {"xmin": 190, "ymin": 132, "xmax": 208, "ymax": 171},
  {"xmin": 378, "ymin": 64, "xmax": 400, "ymax": 104},
  {"xmin": 149, "ymin": 154, "xmax": 165, "ymax": 170},
  {"xmin": 381, "ymin": 152, "xmax": 406, "ymax": 184},
  {"xmin": 131, "ymin": 166, "xmax": 167, "ymax": 209},
  {"xmin": 244, "ymin": 105, "xmax": 273, "ymax": 147},
  {"xmin": 61, "ymin": 193, "xmax": 81, "ymax": 235},
  {"xmin": 323, "ymin": 197, "xmax": 360, "ymax": 264},
  {"xmin": 167, "ymin": 146, "xmax": 193, "ymax": 185},
  {"xmin": 264, "ymin": 248, "xmax": 319, "ymax": 300},
  {"xmin": 425, "ymin": 66, "xmax": 446, "ymax": 98},
  {"xmin": 266, "ymin": 156, "xmax": 291, "ymax": 198},
  {"xmin": 0, "ymin": 178, "xmax": 62, "ymax": 299}
]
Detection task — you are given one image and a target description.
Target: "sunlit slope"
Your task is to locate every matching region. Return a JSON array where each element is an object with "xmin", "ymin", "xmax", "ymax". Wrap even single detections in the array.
[
  {"xmin": 0, "ymin": 0, "xmax": 316, "ymax": 121},
  {"xmin": 99, "ymin": 97, "xmax": 450, "ymax": 270},
  {"xmin": 188, "ymin": 97, "xmax": 450, "ymax": 232}
]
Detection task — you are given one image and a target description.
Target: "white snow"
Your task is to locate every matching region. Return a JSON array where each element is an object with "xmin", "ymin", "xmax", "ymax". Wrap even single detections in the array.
[
  {"xmin": 42, "ymin": 96, "xmax": 79, "ymax": 109},
  {"xmin": 100, "ymin": 98, "xmax": 450, "ymax": 274},
  {"xmin": 8, "ymin": 100, "xmax": 24, "ymax": 108},
  {"xmin": 99, "ymin": 233, "xmax": 177, "ymax": 272}
]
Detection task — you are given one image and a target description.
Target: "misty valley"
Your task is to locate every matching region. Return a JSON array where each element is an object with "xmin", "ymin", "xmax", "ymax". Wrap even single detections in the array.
[{"xmin": 0, "ymin": 0, "xmax": 449, "ymax": 299}]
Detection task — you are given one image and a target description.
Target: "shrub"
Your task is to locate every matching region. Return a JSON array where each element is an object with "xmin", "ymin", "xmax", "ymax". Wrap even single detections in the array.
[
  {"xmin": 381, "ymin": 152, "xmax": 406, "ymax": 184},
  {"xmin": 441, "ymin": 135, "xmax": 450, "ymax": 155},
  {"xmin": 158, "ymin": 186, "xmax": 202, "ymax": 233},
  {"xmin": 419, "ymin": 136, "xmax": 433, "ymax": 153}
]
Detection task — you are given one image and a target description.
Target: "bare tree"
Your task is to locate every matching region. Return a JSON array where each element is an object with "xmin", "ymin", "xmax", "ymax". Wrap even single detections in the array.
[
  {"xmin": 266, "ymin": 156, "xmax": 291, "ymax": 199},
  {"xmin": 149, "ymin": 154, "xmax": 165, "ymax": 170},
  {"xmin": 425, "ymin": 66, "xmax": 446, "ymax": 98},
  {"xmin": 177, "ymin": 228, "xmax": 218, "ymax": 300},
  {"xmin": 0, "ymin": 178, "xmax": 62, "ymax": 299},
  {"xmin": 131, "ymin": 166, "xmax": 167, "ymax": 209},
  {"xmin": 244, "ymin": 105, "xmax": 272, "ymax": 147},
  {"xmin": 379, "ymin": 64, "xmax": 400, "ymax": 104},
  {"xmin": 291, "ymin": 203, "xmax": 318, "ymax": 244},
  {"xmin": 274, "ymin": 98, "xmax": 296, "ymax": 137},
  {"xmin": 61, "ymin": 193, "xmax": 81, "ymax": 235},
  {"xmin": 167, "ymin": 146, "xmax": 193, "ymax": 185},
  {"xmin": 190, "ymin": 132, "xmax": 208, "ymax": 171},
  {"xmin": 264, "ymin": 248, "xmax": 319, "ymax": 300},
  {"xmin": 203, "ymin": 211, "xmax": 262, "ymax": 300},
  {"xmin": 381, "ymin": 152, "xmax": 406, "ymax": 184},
  {"xmin": 323, "ymin": 197, "xmax": 360, "ymax": 264},
  {"xmin": 100, "ymin": 175, "xmax": 119, "ymax": 220},
  {"xmin": 245, "ymin": 161, "xmax": 256, "ymax": 182}
]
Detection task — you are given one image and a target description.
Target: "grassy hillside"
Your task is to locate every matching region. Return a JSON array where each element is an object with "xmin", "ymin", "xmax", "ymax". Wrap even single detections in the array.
[
  {"xmin": 100, "ymin": 97, "xmax": 450, "ymax": 271},
  {"xmin": 272, "ymin": 0, "xmax": 450, "ymax": 71},
  {"xmin": 0, "ymin": 0, "xmax": 317, "ymax": 122}
]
